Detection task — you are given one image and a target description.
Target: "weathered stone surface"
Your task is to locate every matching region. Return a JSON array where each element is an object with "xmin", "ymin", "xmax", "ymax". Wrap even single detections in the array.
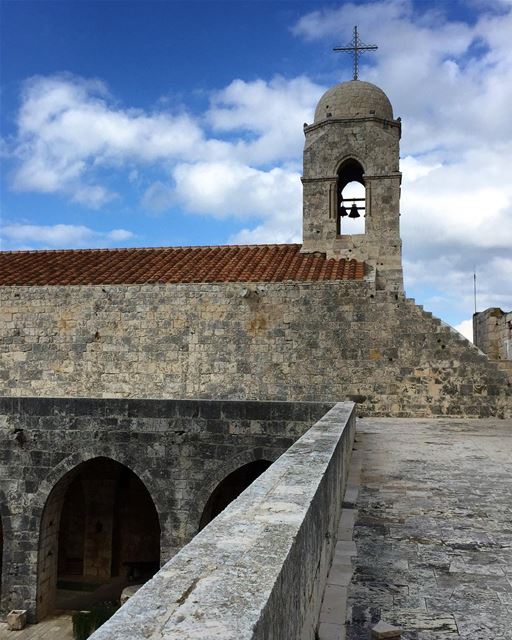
[
  {"xmin": 0, "ymin": 284, "xmax": 509, "ymax": 418},
  {"xmin": 120, "ymin": 585, "xmax": 143, "ymax": 605},
  {"xmin": 88, "ymin": 402, "xmax": 356, "ymax": 640},
  {"xmin": 346, "ymin": 417, "xmax": 512, "ymax": 640}
]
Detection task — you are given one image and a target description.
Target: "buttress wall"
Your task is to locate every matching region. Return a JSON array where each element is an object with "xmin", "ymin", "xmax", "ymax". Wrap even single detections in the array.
[{"xmin": 1, "ymin": 282, "xmax": 510, "ymax": 417}]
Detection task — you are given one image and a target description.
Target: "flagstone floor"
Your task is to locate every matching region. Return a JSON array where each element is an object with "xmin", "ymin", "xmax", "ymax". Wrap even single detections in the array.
[
  {"xmin": 341, "ymin": 417, "xmax": 512, "ymax": 640},
  {"xmin": 0, "ymin": 614, "xmax": 73, "ymax": 640}
]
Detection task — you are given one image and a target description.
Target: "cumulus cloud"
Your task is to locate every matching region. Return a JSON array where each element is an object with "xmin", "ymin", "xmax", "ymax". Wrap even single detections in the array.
[
  {"xmin": 170, "ymin": 161, "xmax": 303, "ymax": 243},
  {"xmin": 7, "ymin": 73, "xmax": 321, "ymax": 241},
  {"xmin": 1, "ymin": 223, "xmax": 134, "ymax": 250},
  {"xmin": 455, "ymin": 319, "xmax": 474, "ymax": 342},
  {"xmin": 9, "ymin": 73, "xmax": 204, "ymax": 205},
  {"xmin": 206, "ymin": 76, "xmax": 323, "ymax": 164}
]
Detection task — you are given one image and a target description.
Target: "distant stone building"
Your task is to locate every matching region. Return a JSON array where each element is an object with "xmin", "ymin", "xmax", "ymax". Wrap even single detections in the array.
[
  {"xmin": 474, "ymin": 307, "xmax": 512, "ymax": 377},
  {"xmin": 0, "ymin": 79, "xmax": 511, "ymax": 623}
]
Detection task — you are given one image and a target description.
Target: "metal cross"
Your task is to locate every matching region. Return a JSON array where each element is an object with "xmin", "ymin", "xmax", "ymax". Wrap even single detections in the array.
[{"xmin": 333, "ymin": 26, "xmax": 378, "ymax": 81}]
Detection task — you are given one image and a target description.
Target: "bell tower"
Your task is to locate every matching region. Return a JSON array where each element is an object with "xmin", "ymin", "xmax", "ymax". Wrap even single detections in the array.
[{"xmin": 301, "ymin": 79, "xmax": 403, "ymax": 291}]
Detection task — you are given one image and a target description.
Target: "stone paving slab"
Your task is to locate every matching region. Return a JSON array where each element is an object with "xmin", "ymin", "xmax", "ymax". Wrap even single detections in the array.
[{"xmin": 346, "ymin": 417, "xmax": 512, "ymax": 640}]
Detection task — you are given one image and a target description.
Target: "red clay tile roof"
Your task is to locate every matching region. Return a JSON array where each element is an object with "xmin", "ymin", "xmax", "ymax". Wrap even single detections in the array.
[{"xmin": 0, "ymin": 244, "xmax": 365, "ymax": 286}]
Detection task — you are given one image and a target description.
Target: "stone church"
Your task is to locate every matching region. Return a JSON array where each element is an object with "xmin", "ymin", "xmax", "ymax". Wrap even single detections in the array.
[{"xmin": 0, "ymin": 77, "xmax": 510, "ymax": 628}]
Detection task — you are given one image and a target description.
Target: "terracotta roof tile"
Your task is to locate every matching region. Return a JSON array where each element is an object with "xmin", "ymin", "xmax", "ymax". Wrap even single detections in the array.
[{"xmin": 0, "ymin": 244, "xmax": 365, "ymax": 286}]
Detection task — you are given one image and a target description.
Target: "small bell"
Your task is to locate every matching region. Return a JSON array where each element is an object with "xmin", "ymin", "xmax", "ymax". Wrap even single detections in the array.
[
  {"xmin": 340, "ymin": 204, "xmax": 348, "ymax": 217},
  {"xmin": 348, "ymin": 202, "xmax": 360, "ymax": 218}
]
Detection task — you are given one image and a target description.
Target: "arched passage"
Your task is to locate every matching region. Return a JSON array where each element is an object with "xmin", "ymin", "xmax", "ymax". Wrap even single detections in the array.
[
  {"xmin": 337, "ymin": 158, "xmax": 366, "ymax": 235},
  {"xmin": 199, "ymin": 460, "xmax": 272, "ymax": 531},
  {"xmin": 37, "ymin": 457, "xmax": 160, "ymax": 620}
]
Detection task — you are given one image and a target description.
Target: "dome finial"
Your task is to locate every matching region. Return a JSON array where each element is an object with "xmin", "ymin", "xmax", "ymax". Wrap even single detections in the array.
[{"xmin": 333, "ymin": 26, "xmax": 378, "ymax": 80}]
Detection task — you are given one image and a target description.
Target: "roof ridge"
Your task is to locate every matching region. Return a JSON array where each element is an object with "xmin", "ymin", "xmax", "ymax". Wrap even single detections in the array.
[{"xmin": 0, "ymin": 243, "xmax": 302, "ymax": 256}]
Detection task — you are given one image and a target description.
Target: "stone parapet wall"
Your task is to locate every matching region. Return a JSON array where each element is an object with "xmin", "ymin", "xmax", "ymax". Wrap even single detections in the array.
[
  {"xmin": 0, "ymin": 397, "xmax": 330, "ymax": 618},
  {"xmin": 89, "ymin": 402, "xmax": 356, "ymax": 640},
  {"xmin": 1, "ymin": 282, "xmax": 510, "ymax": 417}
]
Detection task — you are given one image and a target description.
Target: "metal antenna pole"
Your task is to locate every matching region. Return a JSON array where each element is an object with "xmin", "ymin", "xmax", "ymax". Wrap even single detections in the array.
[{"xmin": 473, "ymin": 270, "xmax": 477, "ymax": 314}]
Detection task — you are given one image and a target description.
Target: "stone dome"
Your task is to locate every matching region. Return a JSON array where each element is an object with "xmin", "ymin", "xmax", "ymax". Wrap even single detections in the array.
[{"xmin": 314, "ymin": 80, "xmax": 393, "ymax": 123}]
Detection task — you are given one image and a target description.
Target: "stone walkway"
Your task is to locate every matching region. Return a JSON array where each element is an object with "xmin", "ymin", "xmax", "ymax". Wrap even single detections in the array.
[{"xmin": 345, "ymin": 417, "xmax": 512, "ymax": 640}]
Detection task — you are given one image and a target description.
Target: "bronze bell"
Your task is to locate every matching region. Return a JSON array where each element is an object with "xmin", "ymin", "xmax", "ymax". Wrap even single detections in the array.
[
  {"xmin": 340, "ymin": 204, "xmax": 348, "ymax": 217},
  {"xmin": 348, "ymin": 202, "xmax": 360, "ymax": 218}
]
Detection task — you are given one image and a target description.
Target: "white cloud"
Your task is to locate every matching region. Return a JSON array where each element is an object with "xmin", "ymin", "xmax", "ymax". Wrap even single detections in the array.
[
  {"xmin": 6, "ymin": 72, "xmax": 321, "ymax": 244},
  {"xmin": 1, "ymin": 223, "xmax": 134, "ymax": 249},
  {"xmin": 455, "ymin": 319, "xmax": 474, "ymax": 342},
  {"xmin": 10, "ymin": 74, "xmax": 205, "ymax": 204},
  {"xmin": 173, "ymin": 161, "xmax": 300, "ymax": 217},
  {"xmin": 172, "ymin": 161, "xmax": 302, "ymax": 243},
  {"xmin": 206, "ymin": 76, "xmax": 323, "ymax": 164},
  {"xmin": 401, "ymin": 149, "xmax": 512, "ymax": 253}
]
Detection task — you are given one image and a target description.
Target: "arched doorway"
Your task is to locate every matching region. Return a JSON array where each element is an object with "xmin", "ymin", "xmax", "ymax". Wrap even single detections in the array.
[
  {"xmin": 337, "ymin": 159, "xmax": 366, "ymax": 235},
  {"xmin": 199, "ymin": 460, "xmax": 272, "ymax": 530},
  {"xmin": 37, "ymin": 457, "xmax": 160, "ymax": 620}
]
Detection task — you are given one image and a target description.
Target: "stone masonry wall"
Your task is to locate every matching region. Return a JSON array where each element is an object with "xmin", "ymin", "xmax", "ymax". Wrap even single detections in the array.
[
  {"xmin": 0, "ymin": 397, "xmax": 330, "ymax": 619},
  {"xmin": 0, "ymin": 282, "xmax": 510, "ymax": 417}
]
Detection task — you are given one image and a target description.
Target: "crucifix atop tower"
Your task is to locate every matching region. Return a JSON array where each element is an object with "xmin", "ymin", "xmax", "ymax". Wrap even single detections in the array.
[{"xmin": 333, "ymin": 26, "xmax": 378, "ymax": 81}]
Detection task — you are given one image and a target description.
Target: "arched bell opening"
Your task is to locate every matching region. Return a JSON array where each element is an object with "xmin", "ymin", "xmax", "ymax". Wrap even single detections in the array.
[
  {"xmin": 36, "ymin": 457, "xmax": 160, "ymax": 621},
  {"xmin": 199, "ymin": 460, "xmax": 272, "ymax": 531},
  {"xmin": 336, "ymin": 159, "xmax": 366, "ymax": 235}
]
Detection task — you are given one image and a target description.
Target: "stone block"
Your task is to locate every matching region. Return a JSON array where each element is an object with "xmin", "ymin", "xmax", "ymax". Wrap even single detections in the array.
[
  {"xmin": 7, "ymin": 610, "xmax": 28, "ymax": 630},
  {"xmin": 318, "ymin": 621, "xmax": 345, "ymax": 640},
  {"xmin": 319, "ymin": 584, "xmax": 347, "ymax": 625},
  {"xmin": 371, "ymin": 620, "xmax": 401, "ymax": 638},
  {"xmin": 120, "ymin": 584, "xmax": 143, "ymax": 605}
]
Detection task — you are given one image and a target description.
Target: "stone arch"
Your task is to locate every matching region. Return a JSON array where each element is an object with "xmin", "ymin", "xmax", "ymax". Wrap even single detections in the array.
[
  {"xmin": 35, "ymin": 455, "xmax": 161, "ymax": 621},
  {"xmin": 336, "ymin": 157, "xmax": 366, "ymax": 235},
  {"xmin": 31, "ymin": 449, "xmax": 162, "ymax": 517},
  {"xmin": 334, "ymin": 154, "xmax": 366, "ymax": 176},
  {"xmin": 194, "ymin": 448, "xmax": 278, "ymax": 532}
]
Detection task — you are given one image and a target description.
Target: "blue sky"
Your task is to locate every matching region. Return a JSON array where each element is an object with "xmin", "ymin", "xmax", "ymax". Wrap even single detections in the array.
[{"xmin": 1, "ymin": 0, "xmax": 511, "ymax": 337}]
